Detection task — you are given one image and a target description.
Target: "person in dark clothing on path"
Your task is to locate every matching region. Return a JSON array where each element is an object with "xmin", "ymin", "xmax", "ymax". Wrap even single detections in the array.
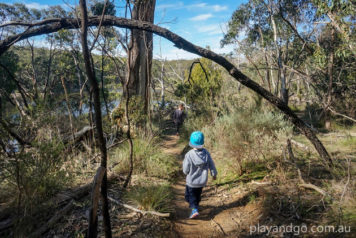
[{"xmin": 172, "ymin": 103, "xmax": 186, "ymax": 136}]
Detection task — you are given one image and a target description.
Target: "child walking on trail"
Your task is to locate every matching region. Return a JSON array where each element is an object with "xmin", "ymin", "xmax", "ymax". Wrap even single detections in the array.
[{"xmin": 183, "ymin": 131, "xmax": 217, "ymax": 219}]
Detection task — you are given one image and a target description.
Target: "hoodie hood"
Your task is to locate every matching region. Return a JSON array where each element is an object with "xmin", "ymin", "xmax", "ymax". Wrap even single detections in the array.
[{"xmin": 190, "ymin": 149, "xmax": 208, "ymax": 166}]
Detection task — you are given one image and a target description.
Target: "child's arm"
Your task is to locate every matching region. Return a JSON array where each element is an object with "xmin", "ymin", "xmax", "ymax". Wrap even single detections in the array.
[
  {"xmin": 182, "ymin": 154, "xmax": 190, "ymax": 175},
  {"xmin": 207, "ymin": 152, "xmax": 217, "ymax": 180}
]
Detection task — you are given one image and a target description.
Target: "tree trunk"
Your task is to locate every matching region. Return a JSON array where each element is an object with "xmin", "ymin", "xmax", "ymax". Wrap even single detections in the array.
[
  {"xmin": 324, "ymin": 28, "xmax": 335, "ymax": 130},
  {"xmin": 160, "ymin": 61, "xmax": 165, "ymax": 109},
  {"xmin": 78, "ymin": 0, "xmax": 112, "ymax": 237},
  {"xmin": 101, "ymin": 44, "xmax": 110, "ymax": 115},
  {"xmin": 60, "ymin": 76, "xmax": 75, "ymax": 139},
  {"xmin": 270, "ymin": 7, "xmax": 288, "ymax": 104},
  {"xmin": 125, "ymin": 0, "xmax": 156, "ymax": 114}
]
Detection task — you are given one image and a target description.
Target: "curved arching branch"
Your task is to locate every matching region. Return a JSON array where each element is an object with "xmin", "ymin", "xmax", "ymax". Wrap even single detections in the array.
[
  {"xmin": 0, "ymin": 15, "xmax": 332, "ymax": 166},
  {"xmin": 187, "ymin": 60, "xmax": 209, "ymax": 86}
]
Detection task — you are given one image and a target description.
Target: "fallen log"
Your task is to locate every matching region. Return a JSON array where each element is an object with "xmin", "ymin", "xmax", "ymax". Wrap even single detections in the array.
[
  {"xmin": 290, "ymin": 139, "xmax": 310, "ymax": 151},
  {"xmin": 29, "ymin": 201, "xmax": 74, "ymax": 238},
  {"xmin": 298, "ymin": 183, "xmax": 328, "ymax": 197},
  {"xmin": 0, "ymin": 173, "xmax": 123, "ymax": 233},
  {"xmin": 107, "ymin": 196, "xmax": 170, "ymax": 217}
]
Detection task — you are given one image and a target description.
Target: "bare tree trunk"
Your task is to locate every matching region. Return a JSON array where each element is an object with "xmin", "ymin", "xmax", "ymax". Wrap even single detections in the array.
[
  {"xmin": 78, "ymin": 0, "xmax": 112, "ymax": 237},
  {"xmin": 43, "ymin": 38, "xmax": 55, "ymax": 101},
  {"xmin": 60, "ymin": 76, "xmax": 75, "ymax": 139},
  {"xmin": 257, "ymin": 26, "xmax": 272, "ymax": 92},
  {"xmin": 324, "ymin": 28, "xmax": 335, "ymax": 130},
  {"xmin": 72, "ymin": 52, "xmax": 86, "ymax": 116},
  {"xmin": 125, "ymin": 0, "xmax": 156, "ymax": 114},
  {"xmin": 269, "ymin": 6, "xmax": 288, "ymax": 104},
  {"xmin": 123, "ymin": 9, "xmax": 134, "ymax": 187},
  {"xmin": 101, "ymin": 43, "xmax": 110, "ymax": 115},
  {"xmin": 27, "ymin": 40, "xmax": 39, "ymax": 101},
  {"xmin": 159, "ymin": 61, "xmax": 165, "ymax": 108}
]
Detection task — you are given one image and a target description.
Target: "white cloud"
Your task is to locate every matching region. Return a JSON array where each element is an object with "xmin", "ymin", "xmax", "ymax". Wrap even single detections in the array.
[
  {"xmin": 186, "ymin": 3, "xmax": 227, "ymax": 12},
  {"xmin": 186, "ymin": 3, "xmax": 207, "ymax": 9},
  {"xmin": 156, "ymin": 2, "xmax": 227, "ymax": 12},
  {"xmin": 212, "ymin": 5, "xmax": 228, "ymax": 12},
  {"xmin": 156, "ymin": 47, "xmax": 197, "ymax": 60},
  {"xmin": 197, "ymin": 24, "xmax": 223, "ymax": 35},
  {"xmin": 156, "ymin": 2, "xmax": 184, "ymax": 10},
  {"xmin": 25, "ymin": 2, "xmax": 50, "ymax": 10},
  {"xmin": 190, "ymin": 14, "xmax": 212, "ymax": 21}
]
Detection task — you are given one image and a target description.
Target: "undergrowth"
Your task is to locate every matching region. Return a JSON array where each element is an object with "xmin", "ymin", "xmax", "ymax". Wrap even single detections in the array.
[
  {"xmin": 110, "ymin": 134, "xmax": 179, "ymax": 180},
  {"xmin": 124, "ymin": 183, "xmax": 174, "ymax": 213}
]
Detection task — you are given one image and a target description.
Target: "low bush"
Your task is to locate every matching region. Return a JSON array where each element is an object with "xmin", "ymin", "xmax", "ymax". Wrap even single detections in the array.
[
  {"xmin": 181, "ymin": 107, "xmax": 292, "ymax": 183},
  {"xmin": 124, "ymin": 184, "xmax": 174, "ymax": 213},
  {"xmin": 110, "ymin": 135, "xmax": 179, "ymax": 179}
]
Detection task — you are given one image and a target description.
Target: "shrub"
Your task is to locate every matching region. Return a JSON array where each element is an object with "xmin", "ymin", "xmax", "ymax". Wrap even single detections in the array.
[
  {"xmin": 111, "ymin": 135, "xmax": 179, "ymax": 179},
  {"xmin": 124, "ymin": 184, "xmax": 174, "ymax": 213}
]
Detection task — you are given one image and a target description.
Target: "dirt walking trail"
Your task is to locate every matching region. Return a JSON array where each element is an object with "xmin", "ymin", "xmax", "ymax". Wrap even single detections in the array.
[{"xmin": 162, "ymin": 135, "xmax": 264, "ymax": 238}]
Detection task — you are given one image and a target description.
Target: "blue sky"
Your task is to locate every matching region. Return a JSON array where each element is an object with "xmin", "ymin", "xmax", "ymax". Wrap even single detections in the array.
[{"xmin": 3, "ymin": 0, "xmax": 246, "ymax": 59}]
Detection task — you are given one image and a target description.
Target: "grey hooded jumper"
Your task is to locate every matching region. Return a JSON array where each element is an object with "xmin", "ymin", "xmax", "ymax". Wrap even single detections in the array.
[{"xmin": 183, "ymin": 148, "xmax": 217, "ymax": 188}]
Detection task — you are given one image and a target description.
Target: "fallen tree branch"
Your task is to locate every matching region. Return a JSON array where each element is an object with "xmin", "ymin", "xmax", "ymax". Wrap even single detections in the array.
[
  {"xmin": 250, "ymin": 181, "xmax": 272, "ymax": 185},
  {"xmin": 211, "ymin": 219, "xmax": 226, "ymax": 236},
  {"xmin": 0, "ymin": 173, "xmax": 123, "ymax": 233},
  {"xmin": 290, "ymin": 139, "xmax": 310, "ymax": 151},
  {"xmin": 328, "ymin": 107, "xmax": 356, "ymax": 123},
  {"xmin": 298, "ymin": 183, "xmax": 328, "ymax": 197},
  {"xmin": 107, "ymin": 196, "xmax": 170, "ymax": 217},
  {"xmin": 29, "ymin": 201, "xmax": 74, "ymax": 238}
]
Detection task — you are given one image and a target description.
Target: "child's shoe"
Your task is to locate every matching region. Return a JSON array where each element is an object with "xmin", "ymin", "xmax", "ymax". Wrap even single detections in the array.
[{"xmin": 189, "ymin": 208, "xmax": 199, "ymax": 219}]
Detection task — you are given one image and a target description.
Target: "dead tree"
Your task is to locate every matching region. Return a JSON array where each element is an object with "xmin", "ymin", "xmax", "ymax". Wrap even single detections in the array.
[{"xmin": 78, "ymin": 0, "xmax": 111, "ymax": 237}]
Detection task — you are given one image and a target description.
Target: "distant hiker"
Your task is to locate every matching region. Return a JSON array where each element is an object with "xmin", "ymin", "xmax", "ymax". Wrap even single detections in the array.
[
  {"xmin": 183, "ymin": 131, "xmax": 217, "ymax": 219},
  {"xmin": 172, "ymin": 103, "xmax": 186, "ymax": 136}
]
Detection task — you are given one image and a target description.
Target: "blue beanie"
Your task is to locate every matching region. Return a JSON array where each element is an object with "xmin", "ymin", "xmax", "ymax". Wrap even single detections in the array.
[{"xmin": 189, "ymin": 131, "xmax": 204, "ymax": 148}]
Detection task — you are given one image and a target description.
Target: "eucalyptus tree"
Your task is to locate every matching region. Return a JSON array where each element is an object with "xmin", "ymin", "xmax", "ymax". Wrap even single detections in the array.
[
  {"xmin": 222, "ymin": 0, "xmax": 355, "ymax": 124},
  {"xmin": 126, "ymin": 0, "xmax": 156, "ymax": 114},
  {"xmin": 222, "ymin": 0, "xmax": 316, "ymax": 105}
]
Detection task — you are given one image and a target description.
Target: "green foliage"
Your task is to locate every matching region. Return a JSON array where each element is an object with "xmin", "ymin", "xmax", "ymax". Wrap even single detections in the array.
[
  {"xmin": 111, "ymin": 136, "xmax": 179, "ymax": 179},
  {"xmin": 181, "ymin": 82, "xmax": 292, "ymax": 183},
  {"xmin": 175, "ymin": 58, "xmax": 222, "ymax": 107},
  {"xmin": 90, "ymin": 0, "xmax": 116, "ymax": 16},
  {"xmin": 90, "ymin": 1, "xmax": 117, "ymax": 39},
  {"xmin": 112, "ymin": 96, "xmax": 147, "ymax": 127},
  {"xmin": 205, "ymin": 108, "xmax": 291, "ymax": 175},
  {"xmin": 0, "ymin": 51, "xmax": 18, "ymax": 94},
  {"xmin": 341, "ymin": 135, "xmax": 356, "ymax": 150},
  {"xmin": 124, "ymin": 184, "xmax": 174, "ymax": 213},
  {"xmin": 0, "ymin": 137, "xmax": 68, "ymax": 210}
]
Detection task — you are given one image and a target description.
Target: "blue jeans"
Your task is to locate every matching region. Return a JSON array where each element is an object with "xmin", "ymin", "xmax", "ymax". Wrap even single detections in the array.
[{"xmin": 185, "ymin": 185, "xmax": 203, "ymax": 209}]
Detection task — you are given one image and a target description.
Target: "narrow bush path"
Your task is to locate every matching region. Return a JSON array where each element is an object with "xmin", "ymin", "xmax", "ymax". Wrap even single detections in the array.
[{"xmin": 162, "ymin": 135, "xmax": 263, "ymax": 238}]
